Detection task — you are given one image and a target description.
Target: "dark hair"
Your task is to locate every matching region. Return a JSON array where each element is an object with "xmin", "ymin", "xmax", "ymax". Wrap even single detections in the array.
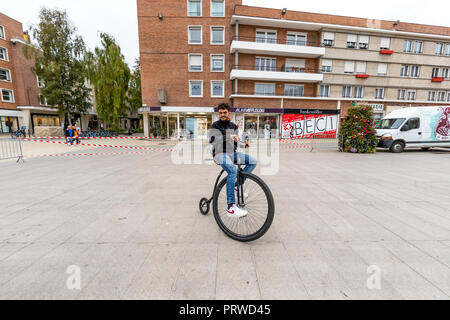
[{"xmin": 218, "ymin": 103, "xmax": 230, "ymax": 112}]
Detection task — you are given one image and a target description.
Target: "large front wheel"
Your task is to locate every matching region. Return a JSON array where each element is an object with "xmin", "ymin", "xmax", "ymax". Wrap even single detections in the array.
[{"xmin": 212, "ymin": 172, "xmax": 275, "ymax": 242}]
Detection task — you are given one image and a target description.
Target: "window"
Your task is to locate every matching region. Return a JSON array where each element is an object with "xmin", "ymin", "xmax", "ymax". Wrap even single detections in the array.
[
  {"xmin": 287, "ymin": 32, "xmax": 307, "ymax": 46},
  {"xmin": 255, "ymin": 57, "xmax": 276, "ymax": 72},
  {"xmin": 354, "ymin": 86, "xmax": 364, "ymax": 98},
  {"xmin": 39, "ymin": 94, "xmax": 48, "ymax": 106},
  {"xmin": 414, "ymin": 41, "xmax": 423, "ymax": 53},
  {"xmin": 0, "ymin": 68, "xmax": 11, "ymax": 82},
  {"xmin": 321, "ymin": 59, "xmax": 332, "ymax": 73},
  {"xmin": 323, "ymin": 32, "xmax": 334, "ymax": 47},
  {"xmin": 435, "ymin": 43, "xmax": 444, "ymax": 55},
  {"xmin": 411, "ymin": 65, "xmax": 420, "ymax": 78},
  {"xmin": 342, "ymin": 86, "xmax": 352, "ymax": 98},
  {"xmin": 211, "ymin": 81, "xmax": 224, "ymax": 97},
  {"xmin": 344, "ymin": 61, "xmax": 355, "ymax": 74},
  {"xmin": 380, "ymin": 37, "xmax": 391, "ymax": 49},
  {"xmin": 1, "ymin": 89, "xmax": 14, "ymax": 103},
  {"xmin": 0, "ymin": 47, "xmax": 8, "ymax": 61},
  {"xmin": 211, "ymin": 26, "xmax": 225, "ymax": 44},
  {"xmin": 255, "ymin": 83, "xmax": 275, "ymax": 96},
  {"xmin": 189, "ymin": 80, "xmax": 203, "ymax": 97},
  {"xmin": 397, "ymin": 89, "xmax": 406, "ymax": 100},
  {"xmin": 188, "ymin": 54, "xmax": 202, "ymax": 72},
  {"xmin": 403, "ymin": 118, "xmax": 420, "ymax": 130},
  {"xmin": 188, "ymin": 26, "xmax": 202, "ymax": 44},
  {"xmin": 284, "ymin": 84, "xmax": 304, "ymax": 97},
  {"xmin": 256, "ymin": 30, "xmax": 277, "ymax": 44},
  {"xmin": 211, "ymin": 54, "xmax": 224, "ymax": 72},
  {"xmin": 0, "ymin": 26, "xmax": 5, "ymax": 40},
  {"xmin": 320, "ymin": 85, "xmax": 330, "ymax": 97},
  {"xmin": 356, "ymin": 61, "xmax": 367, "ymax": 74},
  {"xmin": 37, "ymin": 76, "xmax": 45, "ymax": 88},
  {"xmin": 438, "ymin": 91, "xmax": 446, "ymax": 101},
  {"xmin": 375, "ymin": 88, "xmax": 385, "ymax": 99},
  {"xmin": 359, "ymin": 35, "xmax": 369, "ymax": 49},
  {"xmin": 378, "ymin": 63, "xmax": 388, "ymax": 76},
  {"xmin": 284, "ymin": 59, "xmax": 305, "ymax": 72},
  {"xmin": 347, "ymin": 34, "xmax": 357, "ymax": 48},
  {"xmin": 428, "ymin": 91, "xmax": 436, "ymax": 101},
  {"xmin": 407, "ymin": 90, "xmax": 416, "ymax": 101},
  {"xmin": 211, "ymin": 0, "xmax": 225, "ymax": 17},
  {"xmin": 442, "ymin": 68, "xmax": 450, "ymax": 79},
  {"xmin": 400, "ymin": 65, "xmax": 410, "ymax": 77},
  {"xmin": 403, "ymin": 40, "xmax": 413, "ymax": 53},
  {"xmin": 445, "ymin": 44, "xmax": 450, "ymax": 56},
  {"xmin": 432, "ymin": 67, "xmax": 440, "ymax": 78},
  {"xmin": 448, "ymin": 92, "xmax": 450, "ymax": 102},
  {"xmin": 188, "ymin": 0, "xmax": 202, "ymax": 17}
]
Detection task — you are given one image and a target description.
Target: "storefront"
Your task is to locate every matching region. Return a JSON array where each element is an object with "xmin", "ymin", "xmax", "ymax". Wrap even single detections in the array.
[
  {"xmin": 0, "ymin": 109, "xmax": 24, "ymax": 134},
  {"xmin": 282, "ymin": 109, "xmax": 341, "ymax": 139},
  {"xmin": 367, "ymin": 104, "xmax": 385, "ymax": 126},
  {"xmin": 0, "ymin": 116, "xmax": 19, "ymax": 133}
]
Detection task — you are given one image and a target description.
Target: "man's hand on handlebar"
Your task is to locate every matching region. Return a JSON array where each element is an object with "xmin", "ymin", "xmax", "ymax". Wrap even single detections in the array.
[{"xmin": 230, "ymin": 135, "xmax": 239, "ymax": 143}]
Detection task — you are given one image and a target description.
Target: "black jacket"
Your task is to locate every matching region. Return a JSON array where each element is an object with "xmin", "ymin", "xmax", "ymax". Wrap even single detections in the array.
[{"xmin": 209, "ymin": 120, "xmax": 238, "ymax": 157}]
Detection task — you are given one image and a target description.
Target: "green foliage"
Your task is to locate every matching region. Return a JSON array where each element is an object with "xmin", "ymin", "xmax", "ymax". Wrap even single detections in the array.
[
  {"xmin": 127, "ymin": 59, "xmax": 142, "ymax": 114},
  {"xmin": 86, "ymin": 33, "xmax": 131, "ymax": 127},
  {"xmin": 340, "ymin": 105, "xmax": 378, "ymax": 154},
  {"xmin": 24, "ymin": 8, "xmax": 92, "ymax": 122}
]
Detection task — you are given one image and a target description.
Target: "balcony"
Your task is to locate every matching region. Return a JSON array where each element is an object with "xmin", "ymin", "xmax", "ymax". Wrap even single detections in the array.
[
  {"xmin": 230, "ymin": 65, "xmax": 323, "ymax": 83},
  {"xmin": 230, "ymin": 36, "xmax": 325, "ymax": 58}
]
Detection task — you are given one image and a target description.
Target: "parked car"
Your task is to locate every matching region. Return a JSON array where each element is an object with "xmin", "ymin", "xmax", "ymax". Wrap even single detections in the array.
[{"xmin": 376, "ymin": 106, "xmax": 450, "ymax": 153}]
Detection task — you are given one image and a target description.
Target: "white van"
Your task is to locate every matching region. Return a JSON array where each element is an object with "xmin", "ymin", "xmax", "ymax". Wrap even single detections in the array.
[{"xmin": 376, "ymin": 106, "xmax": 450, "ymax": 153}]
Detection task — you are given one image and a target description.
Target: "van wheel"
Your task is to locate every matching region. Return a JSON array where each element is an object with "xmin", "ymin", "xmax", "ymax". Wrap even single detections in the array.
[
  {"xmin": 390, "ymin": 141, "xmax": 405, "ymax": 153},
  {"xmin": 421, "ymin": 147, "xmax": 430, "ymax": 151}
]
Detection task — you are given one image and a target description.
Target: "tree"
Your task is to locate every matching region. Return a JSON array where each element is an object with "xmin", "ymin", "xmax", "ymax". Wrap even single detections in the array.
[
  {"xmin": 86, "ymin": 33, "xmax": 131, "ymax": 129},
  {"xmin": 127, "ymin": 58, "xmax": 142, "ymax": 114},
  {"xmin": 340, "ymin": 105, "xmax": 378, "ymax": 153},
  {"xmin": 24, "ymin": 8, "xmax": 92, "ymax": 124}
]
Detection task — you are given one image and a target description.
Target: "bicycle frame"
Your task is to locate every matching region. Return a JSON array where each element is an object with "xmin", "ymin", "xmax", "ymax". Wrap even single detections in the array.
[{"xmin": 209, "ymin": 164, "xmax": 245, "ymax": 206}]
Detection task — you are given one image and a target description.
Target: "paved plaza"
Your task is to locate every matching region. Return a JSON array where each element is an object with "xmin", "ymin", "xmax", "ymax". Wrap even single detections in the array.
[{"xmin": 0, "ymin": 138, "xmax": 449, "ymax": 300}]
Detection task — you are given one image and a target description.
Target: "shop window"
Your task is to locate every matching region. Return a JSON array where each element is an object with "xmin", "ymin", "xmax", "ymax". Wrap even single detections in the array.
[{"xmin": 33, "ymin": 114, "xmax": 60, "ymax": 127}]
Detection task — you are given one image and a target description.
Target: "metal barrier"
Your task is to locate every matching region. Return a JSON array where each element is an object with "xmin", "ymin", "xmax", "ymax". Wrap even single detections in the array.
[{"xmin": 0, "ymin": 138, "xmax": 24, "ymax": 162}]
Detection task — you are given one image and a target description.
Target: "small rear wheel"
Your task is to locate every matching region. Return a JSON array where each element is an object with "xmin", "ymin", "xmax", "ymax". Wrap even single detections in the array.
[
  {"xmin": 199, "ymin": 198, "xmax": 210, "ymax": 215},
  {"xmin": 390, "ymin": 141, "xmax": 405, "ymax": 153}
]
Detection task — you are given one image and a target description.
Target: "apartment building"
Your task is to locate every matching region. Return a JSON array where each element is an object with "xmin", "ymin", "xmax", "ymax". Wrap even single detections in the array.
[
  {"xmin": 0, "ymin": 12, "xmax": 62, "ymax": 134},
  {"xmin": 137, "ymin": 1, "xmax": 450, "ymax": 138}
]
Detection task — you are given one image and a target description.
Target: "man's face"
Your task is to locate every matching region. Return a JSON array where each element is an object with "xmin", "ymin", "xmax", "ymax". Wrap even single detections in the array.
[{"xmin": 218, "ymin": 109, "xmax": 230, "ymax": 121}]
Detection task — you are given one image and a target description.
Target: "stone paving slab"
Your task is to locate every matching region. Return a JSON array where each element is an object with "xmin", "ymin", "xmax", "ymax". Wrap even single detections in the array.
[{"xmin": 0, "ymin": 145, "xmax": 449, "ymax": 300}]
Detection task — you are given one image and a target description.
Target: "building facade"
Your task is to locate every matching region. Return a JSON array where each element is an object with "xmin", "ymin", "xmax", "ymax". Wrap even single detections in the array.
[
  {"xmin": 0, "ymin": 12, "xmax": 63, "ymax": 134},
  {"xmin": 137, "ymin": 1, "xmax": 450, "ymax": 138}
]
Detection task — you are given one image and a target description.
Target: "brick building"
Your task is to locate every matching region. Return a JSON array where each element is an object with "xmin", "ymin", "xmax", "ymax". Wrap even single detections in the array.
[
  {"xmin": 0, "ymin": 12, "xmax": 64, "ymax": 134},
  {"xmin": 137, "ymin": 0, "xmax": 450, "ymax": 138}
]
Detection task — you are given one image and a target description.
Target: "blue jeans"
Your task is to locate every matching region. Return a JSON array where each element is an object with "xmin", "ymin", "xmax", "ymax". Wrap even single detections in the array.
[{"xmin": 215, "ymin": 152, "xmax": 257, "ymax": 205}]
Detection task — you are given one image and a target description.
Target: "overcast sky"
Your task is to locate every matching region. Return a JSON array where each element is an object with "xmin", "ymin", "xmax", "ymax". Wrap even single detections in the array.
[{"xmin": 1, "ymin": 0, "xmax": 449, "ymax": 66}]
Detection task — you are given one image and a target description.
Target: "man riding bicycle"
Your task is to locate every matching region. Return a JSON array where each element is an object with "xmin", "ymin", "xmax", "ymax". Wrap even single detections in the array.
[{"xmin": 208, "ymin": 103, "xmax": 257, "ymax": 219}]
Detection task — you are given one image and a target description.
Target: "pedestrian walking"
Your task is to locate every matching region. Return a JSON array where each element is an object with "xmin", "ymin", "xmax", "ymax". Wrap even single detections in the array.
[
  {"xmin": 67, "ymin": 125, "xmax": 74, "ymax": 146},
  {"xmin": 74, "ymin": 123, "xmax": 81, "ymax": 145}
]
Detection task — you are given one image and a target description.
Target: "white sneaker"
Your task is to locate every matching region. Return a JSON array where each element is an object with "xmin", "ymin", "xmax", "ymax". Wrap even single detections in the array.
[
  {"xmin": 235, "ymin": 187, "xmax": 249, "ymax": 199},
  {"xmin": 227, "ymin": 205, "xmax": 248, "ymax": 219}
]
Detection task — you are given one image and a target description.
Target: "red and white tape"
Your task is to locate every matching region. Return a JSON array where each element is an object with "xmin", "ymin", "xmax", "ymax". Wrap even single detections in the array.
[
  {"xmin": 28, "ymin": 136, "xmax": 159, "ymax": 140},
  {"xmin": 23, "ymin": 139, "xmax": 174, "ymax": 152},
  {"xmin": 24, "ymin": 151, "xmax": 157, "ymax": 158}
]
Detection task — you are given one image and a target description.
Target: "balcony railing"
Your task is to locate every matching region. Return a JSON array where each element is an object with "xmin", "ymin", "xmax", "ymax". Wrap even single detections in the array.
[
  {"xmin": 232, "ymin": 36, "xmax": 321, "ymax": 47},
  {"xmin": 231, "ymin": 65, "xmax": 320, "ymax": 74}
]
